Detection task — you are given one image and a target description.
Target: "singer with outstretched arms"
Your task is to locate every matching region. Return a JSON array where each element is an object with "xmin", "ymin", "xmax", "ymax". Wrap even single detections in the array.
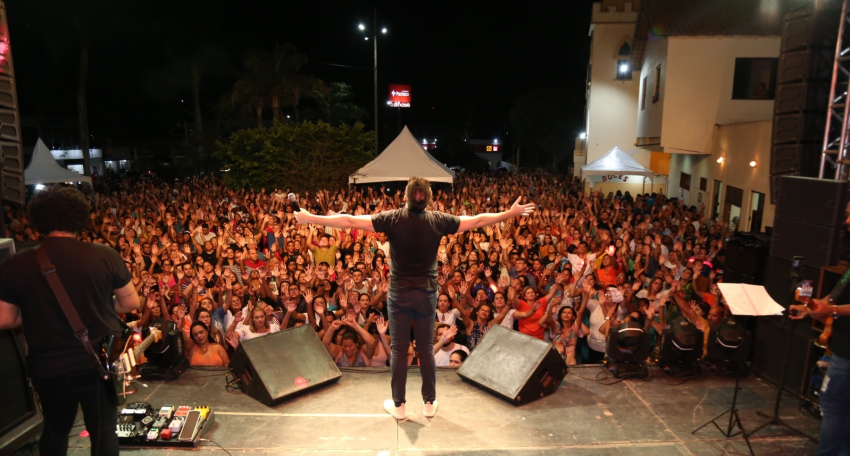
[
  {"xmin": 294, "ymin": 177, "xmax": 535, "ymax": 420},
  {"xmin": 789, "ymin": 201, "xmax": 850, "ymax": 455}
]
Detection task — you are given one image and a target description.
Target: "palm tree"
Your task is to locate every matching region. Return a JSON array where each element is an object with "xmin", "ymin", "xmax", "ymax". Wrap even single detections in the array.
[{"xmin": 231, "ymin": 44, "xmax": 322, "ymax": 127}]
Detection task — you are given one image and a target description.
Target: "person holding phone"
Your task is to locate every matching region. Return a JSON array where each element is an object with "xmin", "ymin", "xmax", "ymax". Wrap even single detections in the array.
[{"xmin": 295, "ymin": 176, "xmax": 534, "ymax": 420}]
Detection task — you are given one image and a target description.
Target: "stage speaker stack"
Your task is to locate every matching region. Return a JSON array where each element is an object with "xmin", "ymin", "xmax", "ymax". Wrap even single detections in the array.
[
  {"xmin": 457, "ymin": 325, "xmax": 567, "ymax": 405},
  {"xmin": 228, "ymin": 325, "xmax": 341, "ymax": 406},
  {"xmin": 0, "ymin": 3, "xmax": 24, "ymax": 207},
  {"xmin": 753, "ymin": 175, "xmax": 845, "ymax": 396},
  {"xmin": 723, "ymin": 233, "xmax": 770, "ymax": 285},
  {"xmin": 769, "ymin": 0, "xmax": 840, "ymax": 202},
  {"xmin": 0, "ymin": 240, "xmax": 41, "ymax": 455}
]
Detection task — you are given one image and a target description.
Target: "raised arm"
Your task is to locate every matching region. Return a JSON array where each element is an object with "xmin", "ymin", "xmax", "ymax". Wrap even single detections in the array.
[
  {"xmin": 457, "ymin": 197, "xmax": 535, "ymax": 233},
  {"xmin": 296, "ymin": 211, "xmax": 375, "ymax": 232}
]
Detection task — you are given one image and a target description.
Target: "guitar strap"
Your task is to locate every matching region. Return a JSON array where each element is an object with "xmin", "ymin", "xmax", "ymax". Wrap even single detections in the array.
[
  {"xmin": 35, "ymin": 246, "xmax": 110, "ymax": 380},
  {"xmin": 829, "ymin": 267, "xmax": 850, "ymax": 302}
]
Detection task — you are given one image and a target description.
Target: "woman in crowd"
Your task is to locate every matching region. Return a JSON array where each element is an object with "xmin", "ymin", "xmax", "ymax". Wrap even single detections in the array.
[
  {"xmin": 188, "ymin": 322, "xmax": 230, "ymax": 367},
  {"xmin": 321, "ymin": 316, "xmax": 377, "ymax": 367}
]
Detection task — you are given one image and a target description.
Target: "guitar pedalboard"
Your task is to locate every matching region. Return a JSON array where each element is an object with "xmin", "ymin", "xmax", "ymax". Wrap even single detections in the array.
[{"xmin": 116, "ymin": 403, "xmax": 214, "ymax": 448}]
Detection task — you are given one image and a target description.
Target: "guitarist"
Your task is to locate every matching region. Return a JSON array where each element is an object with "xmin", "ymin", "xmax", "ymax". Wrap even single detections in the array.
[
  {"xmin": 0, "ymin": 187, "xmax": 139, "ymax": 456},
  {"xmin": 789, "ymin": 203, "xmax": 850, "ymax": 456}
]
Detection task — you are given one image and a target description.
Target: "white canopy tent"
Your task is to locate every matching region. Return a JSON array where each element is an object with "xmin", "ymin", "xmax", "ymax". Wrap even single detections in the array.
[
  {"xmin": 581, "ymin": 146, "xmax": 654, "ymax": 192},
  {"xmin": 24, "ymin": 138, "xmax": 92, "ymax": 186},
  {"xmin": 349, "ymin": 126, "xmax": 455, "ymax": 185}
]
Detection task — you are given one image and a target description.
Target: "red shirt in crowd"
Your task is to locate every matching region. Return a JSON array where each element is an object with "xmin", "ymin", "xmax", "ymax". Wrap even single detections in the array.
[{"xmin": 516, "ymin": 296, "xmax": 548, "ymax": 340}]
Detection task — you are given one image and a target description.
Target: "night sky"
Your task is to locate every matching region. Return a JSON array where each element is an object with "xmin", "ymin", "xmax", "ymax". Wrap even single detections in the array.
[{"xmin": 6, "ymin": 0, "xmax": 595, "ymax": 146}]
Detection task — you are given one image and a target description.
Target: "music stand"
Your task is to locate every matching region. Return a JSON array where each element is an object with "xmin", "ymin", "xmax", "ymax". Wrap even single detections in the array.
[
  {"xmin": 692, "ymin": 362, "xmax": 752, "ymax": 454},
  {"xmin": 690, "ymin": 282, "xmax": 787, "ymax": 456}
]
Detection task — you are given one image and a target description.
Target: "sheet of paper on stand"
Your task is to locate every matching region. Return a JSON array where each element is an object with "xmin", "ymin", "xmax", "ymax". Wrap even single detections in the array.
[{"xmin": 717, "ymin": 283, "xmax": 785, "ymax": 316}]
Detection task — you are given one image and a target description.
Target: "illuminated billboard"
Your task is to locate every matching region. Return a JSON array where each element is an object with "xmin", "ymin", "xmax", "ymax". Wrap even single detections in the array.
[{"xmin": 388, "ymin": 84, "xmax": 411, "ymax": 108}]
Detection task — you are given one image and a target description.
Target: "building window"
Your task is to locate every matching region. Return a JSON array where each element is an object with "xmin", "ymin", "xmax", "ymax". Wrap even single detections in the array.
[
  {"xmin": 653, "ymin": 65, "xmax": 661, "ymax": 103},
  {"xmin": 732, "ymin": 58, "xmax": 778, "ymax": 100},
  {"xmin": 641, "ymin": 77, "xmax": 647, "ymax": 110},
  {"xmin": 616, "ymin": 59, "xmax": 632, "ymax": 80},
  {"xmin": 679, "ymin": 172, "xmax": 691, "ymax": 189}
]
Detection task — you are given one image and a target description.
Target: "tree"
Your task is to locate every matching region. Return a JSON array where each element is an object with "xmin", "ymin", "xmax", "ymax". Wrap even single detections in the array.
[
  {"xmin": 509, "ymin": 88, "xmax": 580, "ymax": 171},
  {"xmin": 231, "ymin": 44, "xmax": 323, "ymax": 127},
  {"xmin": 303, "ymin": 82, "xmax": 368, "ymax": 127},
  {"xmin": 214, "ymin": 121, "xmax": 374, "ymax": 192}
]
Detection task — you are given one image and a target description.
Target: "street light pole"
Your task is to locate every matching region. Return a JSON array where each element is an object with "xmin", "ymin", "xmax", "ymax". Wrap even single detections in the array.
[
  {"xmin": 373, "ymin": 9, "xmax": 378, "ymax": 154},
  {"xmin": 360, "ymin": 15, "xmax": 386, "ymax": 155}
]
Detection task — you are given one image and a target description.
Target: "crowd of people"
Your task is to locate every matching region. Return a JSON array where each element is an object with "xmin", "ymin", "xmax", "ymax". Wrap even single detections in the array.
[{"xmin": 3, "ymin": 171, "xmax": 734, "ymax": 368}]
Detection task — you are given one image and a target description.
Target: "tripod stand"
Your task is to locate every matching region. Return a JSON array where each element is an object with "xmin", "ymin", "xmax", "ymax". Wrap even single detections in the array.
[
  {"xmin": 746, "ymin": 316, "xmax": 819, "ymax": 443},
  {"xmin": 692, "ymin": 363, "xmax": 754, "ymax": 456}
]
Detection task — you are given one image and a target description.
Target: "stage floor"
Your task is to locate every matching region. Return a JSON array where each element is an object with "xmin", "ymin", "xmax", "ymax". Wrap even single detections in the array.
[{"xmin": 46, "ymin": 365, "xmax": 823, "ymax": 455}]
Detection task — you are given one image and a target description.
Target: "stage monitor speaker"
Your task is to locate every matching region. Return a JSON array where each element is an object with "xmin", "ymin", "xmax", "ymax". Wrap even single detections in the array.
[
  {"xmin": 770, "ymin": 217, "xmax": 848, "ymax": 268},
  {"xmin": 762, "ymin": 255, "xmax": 821, "ymax": 306},
  {"xmin": 772, "ymin": 112, "xmax": 826, "ymax": 145},
  {"xmin": 229, "ymin": 325, "xmax": 341, "ymax": 406},
  {"xmin": 0, "ymin": 329, "xmax": 42, "ymax": 455},
  {"xmin": 0, "ymin": 4, "xmax": 24, "ymax": 206},
  {"xmin": 457, "ymin": 325, "xmax": 567, "ymax": 405},
  {"xmin": 751, "ymin": 316, "xmax": 823, "ymax": 397},
  {"xmin": 774, "ymin": 81, "xmax": 830, "ymax": 115},
  {"xmin": 780, "ymin": 1, "xmax": 842, "ymax": 53},
  {"xmin": 774, "ymin": 176, "xmax": 849, "ymax": 226},
  {"xmin": 769, "ymin": 143, "xmax": 822, "ymax": 176},
  {"xmin": 777, "ymin": 47, "xmax": 836, "ymax": 84}
]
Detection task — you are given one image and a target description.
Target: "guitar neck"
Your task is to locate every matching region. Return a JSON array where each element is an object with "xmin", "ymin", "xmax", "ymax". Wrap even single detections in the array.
[{"xmin": 133, "ymin": 333, "xmax": 158, "ymax": 359}]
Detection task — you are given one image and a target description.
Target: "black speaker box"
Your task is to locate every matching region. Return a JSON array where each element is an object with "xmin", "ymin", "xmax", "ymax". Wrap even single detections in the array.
[
  {"xmin": 780, "ymin": 2, "xmax": 842, "ymax": 53},
  {"xmin": 725, "ymin": 234, "xmax": 770, "ymax": 283},
  {"xmin": 774, "ymin": 81, "xmax": 830, "ymax": 114},
  {"xmin": 229, "ymin": 325, "xmax": 341, "ymax": 406},
  {"xmin": 144, "ymin": 328, "xmax": 185, "ymax": 368},
  {"xmin": 0, "ymin": 329, "xmax": 42, "ymax": 455},
  {"xmin": 770, "ymin": 217, "xmax": 848, "ymax": 268},
  {"xmin": 777, "ymin": 47, "xmax": 835, "ymax": 84},
  {"xmin": 751, "ymin": 316, "xmax": 823, "ymax": 397},
  {"xmin": 770, "ymin": 143, "xmax": 822, "ymax": 176},
  {"xmin": 774, "ymin": 176, "xmax": 849, "ymax": 226},
  {"xmin": 457, "ymin": 325, "xmax": 567, "ymax": 405},
  {"xmin": 762, "ymin": 255, "xmax": 822, "ymax": 306},
  {"xmin": 772, "ymin": 112, "xmax": 826, "ymax": 144}
]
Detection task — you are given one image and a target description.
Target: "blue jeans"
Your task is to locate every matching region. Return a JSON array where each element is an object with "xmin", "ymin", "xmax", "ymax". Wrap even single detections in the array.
[
  {"xmin": 819, "ymin": 353, "xmax": 850, "ymax": 456},
  {"xmin": 387, "ymin": 288, "xmax": 437, "ymax": 405}
]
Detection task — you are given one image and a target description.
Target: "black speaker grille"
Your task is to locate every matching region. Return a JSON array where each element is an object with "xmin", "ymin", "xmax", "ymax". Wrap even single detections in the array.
[
  {"xmin": 458, "ymin": 326, "xmax": 553, "ymax": 401},
  {"xmin": 235, "ymin": 325, "xmax": 341, "ymax": 405}
]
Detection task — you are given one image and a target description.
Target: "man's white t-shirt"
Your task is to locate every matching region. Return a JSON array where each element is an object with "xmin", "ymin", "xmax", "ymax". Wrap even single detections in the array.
[{"xmin": 434, "ymin": 344, "xmax": 470, "ymax": 367}]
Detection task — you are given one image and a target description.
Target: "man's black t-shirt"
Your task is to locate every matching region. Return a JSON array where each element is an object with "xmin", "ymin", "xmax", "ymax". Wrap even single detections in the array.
[
  {"xmin": 0, "ymin": 237, "xmax": 132, "ymax": 378},
  {"xmin": 372, "ymin": 208, "xmax": 460, "ymax": 293}
]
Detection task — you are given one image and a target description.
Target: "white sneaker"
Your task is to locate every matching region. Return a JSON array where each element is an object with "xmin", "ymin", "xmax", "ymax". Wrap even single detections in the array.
[
  {"xmin": 423, "ymin": 400, "xmax": 438, "ymax": 418},
  {"xmin": 383, "ymin": 399, "xmax": 406, "ymax": 420}
]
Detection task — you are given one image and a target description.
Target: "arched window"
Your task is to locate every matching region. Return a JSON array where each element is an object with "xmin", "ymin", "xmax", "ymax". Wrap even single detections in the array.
[{"xmin": 615, "ymin": 37, "xmax": 632, "ymax": 80}]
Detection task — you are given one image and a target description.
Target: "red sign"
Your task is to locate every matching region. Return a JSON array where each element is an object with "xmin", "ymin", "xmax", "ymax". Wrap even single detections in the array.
[{"xmin": 389, "ymin": 84, "xmax": 411, "ymax": 108}]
